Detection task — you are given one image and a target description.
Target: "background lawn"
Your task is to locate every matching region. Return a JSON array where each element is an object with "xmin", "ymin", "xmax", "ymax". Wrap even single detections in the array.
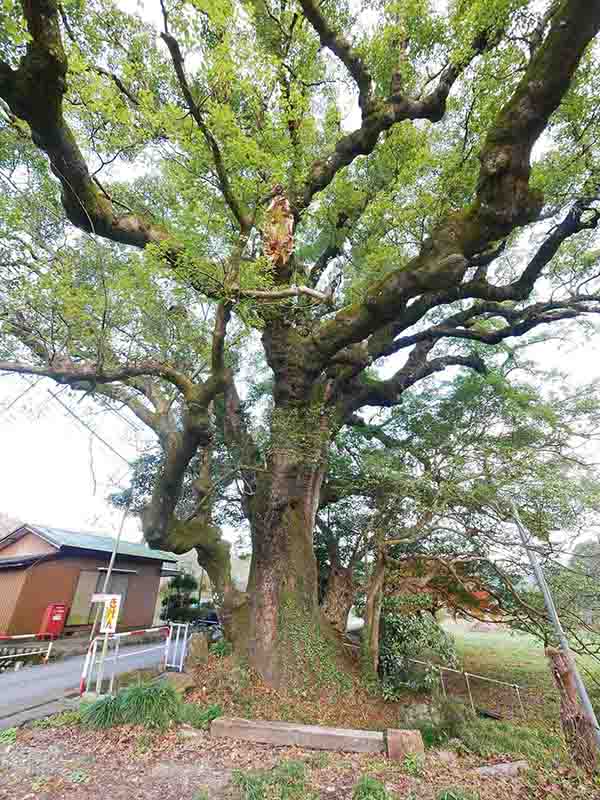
[{"xmin": 440, "ymin": 620, "xmax": 600, "ymax": 722}]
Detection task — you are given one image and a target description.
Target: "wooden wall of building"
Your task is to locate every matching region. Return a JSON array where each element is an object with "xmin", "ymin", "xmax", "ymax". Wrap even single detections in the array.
[{"xmin": 3, "ymin": 555, "xmax": 162, "ymax": 635}]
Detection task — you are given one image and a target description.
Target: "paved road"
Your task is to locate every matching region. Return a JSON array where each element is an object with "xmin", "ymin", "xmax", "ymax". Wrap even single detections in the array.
[{"xmin": 0, "ymin": 640, "xmax": 182, "ymax": 726}]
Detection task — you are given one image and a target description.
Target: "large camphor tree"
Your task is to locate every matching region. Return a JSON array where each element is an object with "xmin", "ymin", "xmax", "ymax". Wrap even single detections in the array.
[{"xmin": 2, "ymin": 0, "xmax": 600, "ymax": 685}]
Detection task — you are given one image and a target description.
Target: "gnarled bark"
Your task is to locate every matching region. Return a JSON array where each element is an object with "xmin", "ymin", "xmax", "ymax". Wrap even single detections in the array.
[{"xmin": 247, "ymin": 431, "xmax": 326, "ymax": 685}]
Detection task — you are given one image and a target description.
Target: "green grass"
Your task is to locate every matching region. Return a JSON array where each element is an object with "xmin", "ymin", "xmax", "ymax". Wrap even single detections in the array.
[
  {"xmin": 447, "ymin": 624, "xmax": 552, "ymax": 687},
  {"xmin": 0, "ymin": 727, "xmax": 17, "ymax": 744},
  {"xmin": 33, "ymin": 709, "xmax": 83, "ymax": 729},
  {"xmin": 352, "ymin": 775, "xmax": 392, "ymax": 800},
  {"xmin": 232, "ymin": 759, "xmax": 318, "ymax": 800},
  {"xmin": 448, "ymin": 622, "xmax": 600, "ymax": 690},
  {"xmin": 457, "ymin": 717, "xmax": 564, "ymax": 762},
  {"xmin": 211, "ymin": 640, "xmax": 233, "ymax": 658},
  {"xmin": 437, "ymin": 790, "xmax": 480, "ymax": 800},
  {"xmin": 81, "ymin": 681, "xmax": 181, "ymax": 730}
]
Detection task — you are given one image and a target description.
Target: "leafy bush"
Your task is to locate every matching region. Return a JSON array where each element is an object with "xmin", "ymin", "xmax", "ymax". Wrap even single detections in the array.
[
  {"xmin": 178, "ymin": 702, "xmax": 222, "ymax": 729},
  {"xmin": 211, "ymin": 639, "xmax": 233, "ymax": 658},
  {"xmin": 379, "ymin": 597, "xmax": 458, "ymax": 693},
  {"xmin": 352, "ymin": 775, "xmax": 391, "ymax": 800},
  {"xmin": 160, "ymin": 571, "xmax": 202, "ymax": 623},
  {"xmin": 81, "ymin": 681, "xmax": 180, "ymax": 730},
  {"xmin": 233, "ymin": 759, "xmax": 317, "ymax": 800}
]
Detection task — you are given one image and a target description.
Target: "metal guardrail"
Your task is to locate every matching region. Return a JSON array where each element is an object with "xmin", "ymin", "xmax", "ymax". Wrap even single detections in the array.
[
  {"xmin": 0, "ymin": 634, "xmax": 53, "ymax": 671},
  {"xmin": 80, "ymin": 623, "xmax": 190, "ymax": 695}
]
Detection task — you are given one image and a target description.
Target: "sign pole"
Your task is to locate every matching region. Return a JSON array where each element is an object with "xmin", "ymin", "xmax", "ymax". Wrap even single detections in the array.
[
  {"xmin": 95, "ymin": 628, "xmax": 110, "ymax": 695},
  {"xmin": 94, "ymin": 595, "xmax": 121, "ymax": 694},
  {"xmin": 89, "ymin": 506, "xmax": 128, "ymax": 643},
  {"xmin": 511, "ymin": 502, "xmax": 600, "ymax": 748}
]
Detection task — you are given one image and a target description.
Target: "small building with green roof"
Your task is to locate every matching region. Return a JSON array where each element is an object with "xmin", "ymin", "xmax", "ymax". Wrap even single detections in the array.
[{"xmin": 0, "ymin": 523, "xmax": 176, "ymax": 636}]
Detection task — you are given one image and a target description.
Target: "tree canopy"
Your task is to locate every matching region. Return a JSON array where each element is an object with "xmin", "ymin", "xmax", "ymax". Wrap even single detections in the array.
[{"xmin": 2, "ymin": 0, "xmax": 600, "ymax": 684}]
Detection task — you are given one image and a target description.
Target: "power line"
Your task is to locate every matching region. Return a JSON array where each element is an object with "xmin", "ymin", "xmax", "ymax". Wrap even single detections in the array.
[
  {"xmin": 0, "ymin": 377, "xmax": 42, "ymax": 417},
  {"xmin": 48, "ymin": 389, "xmax": 132, "ymax": 466}
]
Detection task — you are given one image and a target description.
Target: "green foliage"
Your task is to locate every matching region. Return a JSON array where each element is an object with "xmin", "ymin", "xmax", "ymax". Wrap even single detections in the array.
[
  {"xmin": 211, "ymin": 639, "xmax": 233, "ymax": 658},
  {"xmin": 0, "ymin": 727, "xmax": 17, "ymax": 744},
  {"xmin": 178, "ymin": 702, "xmax": 222, "ymax": 729},
  {"xmin": 435, "ymin": 699, "xmax": 472, "ymax": 740},
  {"xmin": 232, "ymin": 759, "xmax": 317, "ymax": 800},
  {"xmin": 379, "ymin": 598, "xmax": 458, "ymax": 693},
  {"xmin": 402, "ymin": 752, "xmax": 425, "ymax": 777},
  {"xmin": 457, "ymin": 718, "xmax": 564, "ymax": 763},
  {"xmin": 352, "ymin": 775, "xmax": 392, "ymax": 800},
  {"xmin": 3, "ymin": 0, "xmax": 600, "ymax": 696},
  {"xmin": 160, "ymin": 570, "xmax": 202, "ymax": 623},
  {"xmin": 81, "ymin": 681, "xmax": 181, "ymax": 730},
  {"xmin": 423, "ymin": 698, "xmax": 563, "ymax": 763}
]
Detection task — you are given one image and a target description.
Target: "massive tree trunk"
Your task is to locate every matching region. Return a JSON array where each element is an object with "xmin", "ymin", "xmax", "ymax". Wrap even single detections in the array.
[
  {"xmin": 240, "ymin": 321, "xmax": 352, "ymax": 687},
  {"xmin": 247, "ymin": 433, "xmax": 326, "ymax": 685}
]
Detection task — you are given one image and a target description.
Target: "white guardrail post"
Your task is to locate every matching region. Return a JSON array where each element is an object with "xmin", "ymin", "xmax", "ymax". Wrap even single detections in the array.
[{"xmin": 79, "ymin": 625, "xmax": 170, "ymax": 695}]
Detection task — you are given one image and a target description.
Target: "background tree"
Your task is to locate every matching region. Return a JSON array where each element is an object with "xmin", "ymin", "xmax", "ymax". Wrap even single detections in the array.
[
  {"xmin": 160, "ymin": 570, "xmax": 199, "ymax": 623},
  {"xmin": 2, "ymin": 0, "xmax": 600, "ymax": 685}
]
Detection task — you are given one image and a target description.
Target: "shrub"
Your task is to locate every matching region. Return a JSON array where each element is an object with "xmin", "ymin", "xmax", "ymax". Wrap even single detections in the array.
[
  {"xmin": 352, "ymin": 775, "xmax": 391, "ymax": 800},
  {"xmin": 81, "ymin": 681, "xmax": 181, "ymax": 730},
  {"xmin": 178, "ymin": 702, "xmax": 222, "ymax": 729},
  {"xmin": 118, "ymin": 682, "xmax": 181, "ymax": 729},
  {"xmin": 379, "ymin": 597, "xmax": 458, "ymax": 693}
]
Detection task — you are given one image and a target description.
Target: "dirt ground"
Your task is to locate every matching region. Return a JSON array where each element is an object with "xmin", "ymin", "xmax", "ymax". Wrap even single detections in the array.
[{"xmin": 1, "ymin": 721, "xmax": 598, "ymax": 800}]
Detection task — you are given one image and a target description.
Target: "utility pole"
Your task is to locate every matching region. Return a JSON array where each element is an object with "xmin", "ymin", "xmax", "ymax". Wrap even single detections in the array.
[
  {"xmin": 89, "ymin": 505, "xmax": 129, "ymax": 642},
  {"xmin": 90, "ymin": 507, "xmax": 129, "ymax": 695},
  {"xmin": 511, "ymin": 502, "xmax": 600, "ymax": 749}
]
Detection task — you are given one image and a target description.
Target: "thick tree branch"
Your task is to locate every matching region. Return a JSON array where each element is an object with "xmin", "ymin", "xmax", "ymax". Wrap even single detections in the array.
[
  {"xmin": 296, "ymin": 22, "xmax": 494, "ymax": 215},
  {"xmin": 311, "ymin": 1, "xmax": 600, "ymax": 363},
  {"xmin": 297, "ymin": 0, "xmax": 373, "ymax": 115},
  {"xmin": 344, "ymin": 342, "xmax": 487, "ymax": 412},
  {"xmin": 0, "ymin": 0, "xmax": 173, "ymax": 248},
  {"xmin": 0, "ymin": 357, "xmax": 196, "ymax": 397}
]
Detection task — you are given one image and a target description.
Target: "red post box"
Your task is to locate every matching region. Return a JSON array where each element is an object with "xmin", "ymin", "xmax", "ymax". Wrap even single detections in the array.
[{"xmin": 38, "ymin": 603, "xmax": 69, "ymax": 639}]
